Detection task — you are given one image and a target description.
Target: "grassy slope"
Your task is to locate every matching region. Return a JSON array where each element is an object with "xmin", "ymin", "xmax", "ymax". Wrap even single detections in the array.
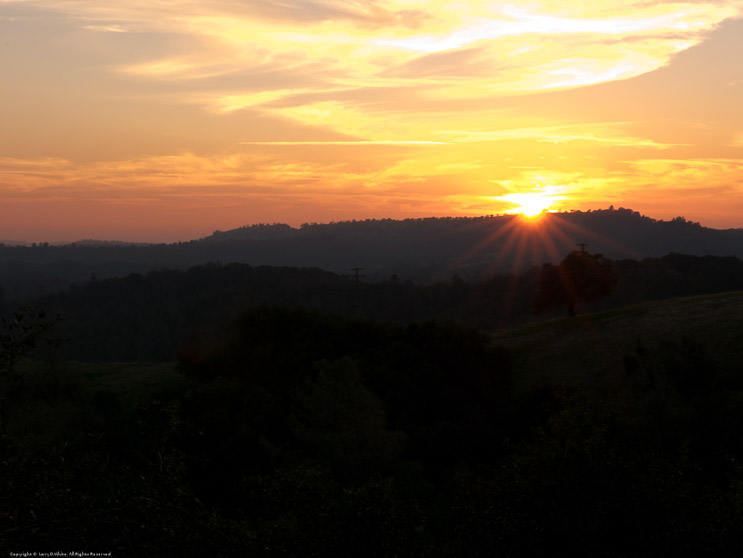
[
  {"xmin": 13, "ymin": 360, "xmax": 181, "ymax": 405},
  {"xmin": 70, "ymin": 361, "xmax": 182, "ymax": 403},
  {"xmin": 493, "ymin": 290, "xmax": 743, "ymax": 395}
]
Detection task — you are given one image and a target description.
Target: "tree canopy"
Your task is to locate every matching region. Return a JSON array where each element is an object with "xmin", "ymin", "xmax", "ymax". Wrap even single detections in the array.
[{"xmin": 534, "ymin": 249, "xmax": 616, "ymax": 316}]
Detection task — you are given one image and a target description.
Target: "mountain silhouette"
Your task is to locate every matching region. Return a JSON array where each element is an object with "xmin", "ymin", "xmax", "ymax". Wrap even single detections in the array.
[{"xmin": 1, "ymin": 208, "xmax": 742, "ymax": 301}]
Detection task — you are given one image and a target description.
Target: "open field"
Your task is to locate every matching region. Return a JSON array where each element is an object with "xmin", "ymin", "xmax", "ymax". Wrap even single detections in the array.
[
  {"xmin": 68, "ymin": 361, "xmax": 181, "ymax": 403},
  {"xmin": 13, "ymin": 360, "xmax": 181, "ymax": 404}
]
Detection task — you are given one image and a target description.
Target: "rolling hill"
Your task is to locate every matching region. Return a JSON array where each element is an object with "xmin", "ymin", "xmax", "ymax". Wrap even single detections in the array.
[{"xmin": 3, "ymin": 208, "xmax": 743, "ymax": 301}]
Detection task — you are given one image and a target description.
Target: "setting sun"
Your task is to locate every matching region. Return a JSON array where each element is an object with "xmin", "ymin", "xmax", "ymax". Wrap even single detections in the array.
[{"xmin": 495, "ymin": 189, "xmax": 565, "ymax": 218}]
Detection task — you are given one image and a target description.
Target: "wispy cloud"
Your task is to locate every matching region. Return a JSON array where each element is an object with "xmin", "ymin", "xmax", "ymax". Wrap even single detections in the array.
[
  {"xmin": 240, "ymin": 140, "xmax": 447, "ymax": 145},
  {"xmin": 16, "ymin": 1, "xmax": 741, "ymax": 92},
  {"xmin": 7, "ymin": 1, "xmax": 741, "ymax": 142},
  {"xmin": 83, "ymin": 24, "xmax": 128, "ymax": 33},
  {"xmin": 2, "ymin": 0, "xmax": 743, "ymax": 239},
  {"xmin": 436, "ymin": 126, "xmax": 684, "ymax": 148}
]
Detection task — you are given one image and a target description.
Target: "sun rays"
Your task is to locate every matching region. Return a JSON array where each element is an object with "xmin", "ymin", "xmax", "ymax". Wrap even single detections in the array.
[
  {"xmin": 442, "ymin": 210, "xmax": 637, "ymax": 287},
  {"xmin": 493, "ymin": 185, "xmax": 568, "ymax": 218}
]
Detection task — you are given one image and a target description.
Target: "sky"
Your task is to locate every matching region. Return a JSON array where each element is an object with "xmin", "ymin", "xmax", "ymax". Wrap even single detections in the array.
[{"xmin": 1, "ymin": 0, "xmax": 743, "ymax": 242}]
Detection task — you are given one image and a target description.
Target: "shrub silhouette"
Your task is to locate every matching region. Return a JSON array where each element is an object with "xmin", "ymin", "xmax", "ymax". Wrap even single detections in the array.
[{"xmin": 534, "ymin": 249, "xmax": 616, "ymax": 316}]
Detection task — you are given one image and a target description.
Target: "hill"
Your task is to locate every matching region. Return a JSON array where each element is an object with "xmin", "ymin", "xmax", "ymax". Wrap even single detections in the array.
[
  {"xmin": 496, "ymin": 289, "xmax": 743, "ymax": 395},
  {"xmin": 7, "ymin": 252, "xmax": 739, "ymax": 363},
  {"xmin": 2, "ymin": 208, "xmax": 743, "ymax": 301}
]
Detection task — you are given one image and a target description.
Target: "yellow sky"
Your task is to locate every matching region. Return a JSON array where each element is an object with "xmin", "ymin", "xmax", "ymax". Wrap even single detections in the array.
[{"xmin": 1, "ymin": 0, "xmax": 742, "ymax": 241}]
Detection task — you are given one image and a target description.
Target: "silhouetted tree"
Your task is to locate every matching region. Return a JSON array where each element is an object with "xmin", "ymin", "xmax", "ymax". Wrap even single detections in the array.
[
  {"xmin": 534, "ymin": 250, "xmax": 616, "ymax": 317},
  {"xmin": 0, "ymin": 306, "xmax": 60, "ymax": 433}
]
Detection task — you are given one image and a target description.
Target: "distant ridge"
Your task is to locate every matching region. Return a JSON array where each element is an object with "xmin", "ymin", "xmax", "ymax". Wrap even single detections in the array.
[
  {"xmin": 203, "ymin": 223, "xmax": 297, "ymax": 242},
  {"xmin": 2, "ymin": 208, "xmax": 743, "ymax": 301},
  {"xmin": 192, "ymin": 208, "xmax": 743, "ymax": 276},
  {"xmin": 0, "ymin": 239, "xmax": 154, "ymax": 247},
  {"xmin": 72, "ymin": 239, "xmax": 155, "ymax": 247}
]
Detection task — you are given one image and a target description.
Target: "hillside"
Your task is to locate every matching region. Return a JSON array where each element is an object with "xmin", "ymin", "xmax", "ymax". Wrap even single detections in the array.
[
  {"xmin": 2, "ymin": 208, "xmax": 743, "ymax": 301},
  {"xmin": 6, "ymin": 291, "xmax": 743, "ymax": 555},
  {"xmin": 496, "ymin": 290, "xmax": 743, "ymax": 395},
  {"xmin": 12, "ymin": 252, "xmax": 740, "ymax": 363},
  {"xmin": 27, "ymin": 289, "xmax": 743, "ymax": 403}
]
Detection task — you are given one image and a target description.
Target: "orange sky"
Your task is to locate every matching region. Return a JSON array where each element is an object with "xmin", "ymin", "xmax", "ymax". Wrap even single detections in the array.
[{"xmin": 1, "ymin": 0, "xmax": 742, "ymax": 242}]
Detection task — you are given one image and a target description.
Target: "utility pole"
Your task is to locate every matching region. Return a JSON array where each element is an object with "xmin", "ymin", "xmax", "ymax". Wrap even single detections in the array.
[
  {"xmin": 576, "ymin": 243, "xmax": 588, "ymax": 253},
  {"xmin": 343, "ymin": 267, "xmax": 366, "ymax": 315}
]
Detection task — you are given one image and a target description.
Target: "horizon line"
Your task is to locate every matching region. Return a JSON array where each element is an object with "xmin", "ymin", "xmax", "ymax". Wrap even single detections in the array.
[{"xmin": 2, "ymin": 208, "xmax": 735, "ymax": 246}]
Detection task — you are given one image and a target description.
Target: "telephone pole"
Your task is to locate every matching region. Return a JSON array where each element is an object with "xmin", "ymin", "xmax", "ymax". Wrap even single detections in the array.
[{"xmin": 343, "ymin": 267, "xmax": 366, "ymax": 314}]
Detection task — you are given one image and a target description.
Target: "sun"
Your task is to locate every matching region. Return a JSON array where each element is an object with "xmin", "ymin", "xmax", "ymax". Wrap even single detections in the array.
[
  {"xmin": 492, "ymin": 184, "xmax": 568, "ymax": 219},
  {"xmin": 497, "ymin": 192, "xmax": 554, "ymax": 218}
]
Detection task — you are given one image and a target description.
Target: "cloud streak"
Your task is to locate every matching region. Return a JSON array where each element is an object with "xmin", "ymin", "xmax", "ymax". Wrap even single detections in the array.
[{"xmin": 240, "ymin": 141, "xmax": 447, "ymax": 145}]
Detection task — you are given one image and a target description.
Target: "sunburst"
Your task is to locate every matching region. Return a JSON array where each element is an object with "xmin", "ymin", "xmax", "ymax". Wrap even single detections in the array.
[{"xmin": 496, "ymin": 190, "xmax": 563, "ymax": 218}]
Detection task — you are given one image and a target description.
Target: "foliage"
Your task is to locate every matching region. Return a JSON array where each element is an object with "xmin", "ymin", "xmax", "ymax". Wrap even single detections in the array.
[
  {"xmin": 448, "ymin": 392, "xmax": 743, "ymax": 557},
  {"xmin": 177, "ymin": 307, "xmax": 513, "ymax": 504},
  {"xmin": 291, "ymin": 357, "xmax": 406, "ymax": 470},
  {"xmin": 0, "ymin": 306, "xmax": 60, "ymax": 381},
  {"xmin": 6, "ymin": 300, "xmax": 743, "ymax": 554},
  {"xmin": 534, "ymin": 250, "xmax": 616, "ymax": 316},
  {"xmin": 0, "ymin": 306, "xmax": 61, "ymax": 435},
  {"xmin": 6, "ymin": 252, "xmax": 743, "ymax": 362}
]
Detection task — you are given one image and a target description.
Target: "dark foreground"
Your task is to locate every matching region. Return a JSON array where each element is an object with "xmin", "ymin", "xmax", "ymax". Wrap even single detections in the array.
[{"xmin": 3, "ymin": 302, "xmax": 743, "ymax": 556}]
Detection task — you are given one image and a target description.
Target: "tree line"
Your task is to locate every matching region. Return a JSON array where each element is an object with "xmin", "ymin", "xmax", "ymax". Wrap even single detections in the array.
[{"xmin": 1, "ymin": 252, "xmax": 738, "ymax": 362}]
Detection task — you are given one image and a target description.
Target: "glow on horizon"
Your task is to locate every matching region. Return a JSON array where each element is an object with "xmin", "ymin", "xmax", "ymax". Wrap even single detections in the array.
[
  {"xmin": 1, "ymin": 0, "xmax": 743, "ymax": 241},
  {"xmin": 495, "ymin": 184, "xmax": 568, "ymax": 218}
]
